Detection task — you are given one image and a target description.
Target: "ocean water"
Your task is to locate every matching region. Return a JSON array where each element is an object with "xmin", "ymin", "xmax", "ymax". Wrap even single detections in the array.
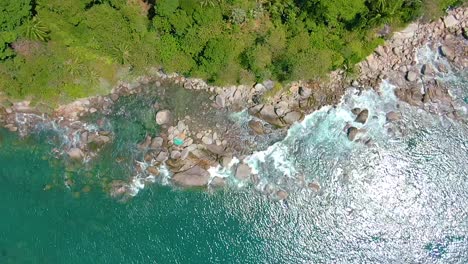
[{"xmin": 1, "ymin": 54, "xmax": 467, "ymax": 262}]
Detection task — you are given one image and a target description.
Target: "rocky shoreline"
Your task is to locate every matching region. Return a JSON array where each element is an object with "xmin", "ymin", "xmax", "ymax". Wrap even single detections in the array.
[{"xmin": 0, "ymin": 7, "xmax": 466, "ymax": 200}]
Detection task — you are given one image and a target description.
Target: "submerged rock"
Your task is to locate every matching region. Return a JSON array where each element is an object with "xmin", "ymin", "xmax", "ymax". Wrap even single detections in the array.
[
  {"xmin": 443, "ymin": 15, "xmax": 458, "ymax": 28},
  {"xmin": 308, "ymin": 182, "xmax": 321, "ymax": 192},
  {"xmin": 172, "ymin": 166, "xmax": 210, "ymax": 187},
  {"xmin": 283, "ymin": 111, "xmax": 302, "ymax": 124},
  {"xmin": 276, "ymin": 190, "xmax": 289, "ymax": 200},
  {"xmin": 386, "ymin": 111, "xmax": 401, "ymax": 122},
  {"xmin": 439, "ymin": 45, "xmax": 455, "ymax": 61},
  {"xmin": 67, "ymin": 148, "xmax": 84, "ymax": 160},
  {"xmin": 406, "ymin": 71, "xmax": 419, "ymax": 82},
  {"xmin": 258, "ymin": 105, "xmax": 284, "ymax": 127},
  {"xmin": 146, "ymin": 166, "xmax": 159, "ymax": 176},
  {"xmin": 210, "ymin": 177, "xmax": 226, "ymax": 188}
]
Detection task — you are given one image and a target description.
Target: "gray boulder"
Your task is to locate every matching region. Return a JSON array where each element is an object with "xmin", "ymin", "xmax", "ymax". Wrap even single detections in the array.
[
  {"xmin": 406, "ymin": 71, "xmax": 419, "ymax": 82},
  {"xmin": 283, "ymin": 111, "xmax": 302, "ymax": 124},
  {"xmin": 440, "ymin": 45, "xmax": 455, "ymax": 61},
  {"xmin": 172, "ymin": 166, "xmax": 210, "ymax": 187},
  {"xmin": 443, "ymin": 15, "xmax": 458, "ymax": 28},
  {"xmin": 156, "ymin": 110, "xmax": 171, "ymax": 125},
  {"xmin": 355, "ymin": 109, "xmax": 369, "ymax": 124},
  {"xmin": 258, "ymin": 105, "xmax": 284, "ymax": 127}
]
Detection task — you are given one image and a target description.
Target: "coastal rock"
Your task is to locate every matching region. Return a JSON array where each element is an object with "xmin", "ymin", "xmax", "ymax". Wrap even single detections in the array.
[
  {"xmin": 406, "ymin": 71, "xmax": 419, "ymax": 82},
  {"xmin": 206, "ymin": 144, "xmax": 226, "ymax": 156},
  {"xmin": 202, "ymin": 135, "xmax": 213, "ymax": 145},
  {"xmin": 439, "ymin": 45, "xmax": 455, "ymax": 61},
  {"xmin": 172, "ymin": 166, "xmax": 210, "ymax": 187},
  {"xmin": 150, "ymin": 137, "xmax": 164, "ymax": 149},
  {"xmin": 355, "ymin": 109, "xmax": 369, "ymax": 124},
  {"xmin": 347, "ymin": 127, "xmax": 359, "ymax": 141},
  {"xmin": 258, "ymin": 105, "xmax": 284, "ymax": 127},
  {"xmin": 283, "ymin": 111, "xmax": 302, "ymax": 124},
  {"xmin": 146, "ymin": 166, "xmax": 159, "ymax": 176},
  {"xmin": 393, "ymin": 22, "xmax": 418, "ymax": 39},
  {"xmin": 138, "ymin": 136, "xmax": 152, "ymax": 150},
  {"xmin": 308, "ymin": 181, "xmax": 321, "ymax": 192},
  {"xmin": 89, "ymin": 135, "xmax": 111, "ymax": 146},
  {"xmin": 235, "ymin": 163, "xmax": 251, "ymax": 180},
  {"xmin": 386, "ymin": 111, "xmax": 401, "ymax": 122},
  {"xmin": 298, "ymin": 87, "xmax": 312, "ymax": 98},
  {"xmin": 248, "ymin": 120, "xmax": 265, "ymax": 135},
  {"xmin": 254, "ymin": 83, "xmax": 267, "ymax": 93},
  {"xmin": 421, "ymin": 64, "xmax": 435, "ymax": 76},
  {"xmin": 171, "ymin": 150, "xmax": 181, "ymax": 160},
  {"xmin": 351, "ymin": 108, "xmax": 361, "ymax": 115},
  {"xmin": 180, "ymin": 148, "xmax": 190, "ymax": 160},
  {"xmin": 443, "ymin": 15, "xmax": 458, "ymax": 28},
  {"xmin": 109, "ymin": 180, "xmax": 128, "ymax": 198},
  {"xmin": 67, "ymin": 148, "xmax": 84, "ymax": 160},
  {"xmin": 263, "ymin": 80, "xmax": 275, "ymax": 90},
  {"xmin": 156, "ymin": 110, "xmax": 171, "ymax": 125},
  {"xmin": 248, "ymin": 104, "xmax": 264, "ymax": 115},
  {"xmin": 155, "ymin": 151, "xmax": 168, "ymax": 162},
  {"xmin": 215, "ymin": 95, "xmax": 226, "ymax": 108},
  {"xmin": 276, "ymin": 190, "xmax": 289, "ymax": 200},
  {"xmin": 210, "ymin": 177, "xmax": 226, "ymax": 188}
]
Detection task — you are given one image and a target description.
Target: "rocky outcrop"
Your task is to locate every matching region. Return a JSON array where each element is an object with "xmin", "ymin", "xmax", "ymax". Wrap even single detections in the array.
[
  {"xmin": 172, "ymin": 166, "xmax": 210, "ymax": 187},
  {"xmin": 358, "ymin": 7, "xmax": 467, "ymax": 118}
]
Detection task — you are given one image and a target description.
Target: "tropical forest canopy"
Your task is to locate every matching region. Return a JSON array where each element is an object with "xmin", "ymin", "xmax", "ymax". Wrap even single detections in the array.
[{"xmin": 0, "ymin": 0, "xmax": 462, "ymax": 104}]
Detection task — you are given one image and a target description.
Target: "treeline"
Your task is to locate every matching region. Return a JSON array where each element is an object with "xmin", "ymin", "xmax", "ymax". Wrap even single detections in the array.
[{"xmin": 0, "ymin": 0, "xmax": 462, "ymax": 104}]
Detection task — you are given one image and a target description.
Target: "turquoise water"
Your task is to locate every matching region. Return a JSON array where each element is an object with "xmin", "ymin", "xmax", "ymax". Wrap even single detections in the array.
[{"xmin": 1, "ymin": 55, "xmax": 468, "ymax": 262}]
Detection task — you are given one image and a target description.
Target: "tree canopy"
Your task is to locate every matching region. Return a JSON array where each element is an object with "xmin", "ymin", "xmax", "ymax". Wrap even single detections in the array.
[{"xmin": 0, "ymin": 0, "xmax": 463, "ymax": 104}]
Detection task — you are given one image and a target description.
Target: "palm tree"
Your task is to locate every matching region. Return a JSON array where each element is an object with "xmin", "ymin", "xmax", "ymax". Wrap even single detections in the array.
[
  {"xmin": 24, "ymin": 17, "xmax": 50, "ymax": 42},
  {"xmin": 200, "ymin": 0, "xmax": 222, "ymax": 8}
]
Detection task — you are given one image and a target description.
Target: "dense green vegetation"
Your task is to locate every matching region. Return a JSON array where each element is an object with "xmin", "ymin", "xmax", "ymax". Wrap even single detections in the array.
[{"xmin": 0, "ymin": 0, "xmax": 463, "ymax": 104}]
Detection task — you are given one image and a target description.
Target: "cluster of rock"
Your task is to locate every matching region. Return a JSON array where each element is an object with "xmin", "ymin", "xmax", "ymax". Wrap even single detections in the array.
[{"xmin": 357, "ymin": 8, "xmax": 467, "ymax": 118}]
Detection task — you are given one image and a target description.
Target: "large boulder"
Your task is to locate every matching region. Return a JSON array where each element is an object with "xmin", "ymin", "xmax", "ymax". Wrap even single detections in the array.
[
  {"xmin": 443, "ymin": 15, "xmax": 458, "ymax": 28},
  {"xmin": 258, "ymin": 105, "xmax": 284, "ymax": 127},
  {"xmin": 206, "ymin": 144, "xmax": 226, "ymax": 156},
  {"xmin": 156, "ymin": 110, "xmax": 171, "ymax": 125},
  {"xmin": 355, "ymin": 109, "xmax": 369, "ymax": 124},
  {"xmin": 406, "ymin": 71, "xmax": 419, "ymax": 82},
  {"xmin": 89, "ymin": 135, "xmax": 111, "ymax": 146},
  {"xmin": 172, "ymin": 166, "xmax": 210, "ymax": 187},
  {"xmin": 283, "ymin": 111, "xmax": 302, "ymax": 124},
  {"xmin": 386, "ymin": 111, "xmax": 401, "ymax": 122},
  {"xmin": 439, "ymin": 45, "xmax": 455, "ymax": 61},
  {"xmin": 150, "ymin": 137, "xmax": 164, "ymax": 149}
]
